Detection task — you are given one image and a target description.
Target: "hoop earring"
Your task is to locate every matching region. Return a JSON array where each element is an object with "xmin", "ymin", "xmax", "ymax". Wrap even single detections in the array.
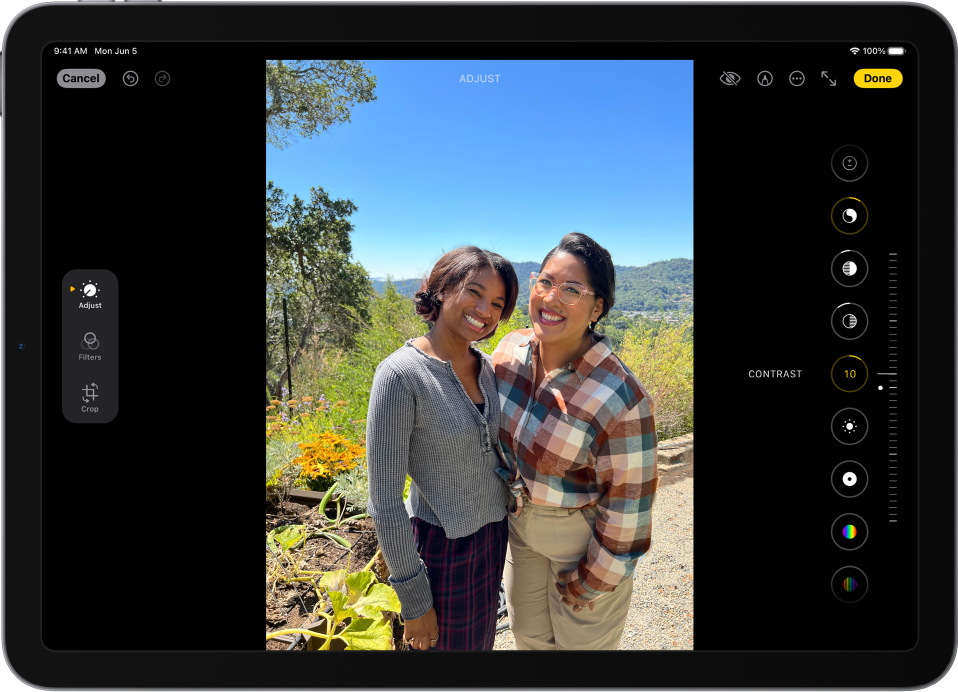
[{"xmin": 588, "ymin": 321, "xmax": 597, "ymax": 333}]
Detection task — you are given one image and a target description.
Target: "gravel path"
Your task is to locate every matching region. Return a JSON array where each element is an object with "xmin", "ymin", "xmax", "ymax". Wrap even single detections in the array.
[{"xmin": 493, "ymin": 470, "xmax": 693, "ymax": 650}]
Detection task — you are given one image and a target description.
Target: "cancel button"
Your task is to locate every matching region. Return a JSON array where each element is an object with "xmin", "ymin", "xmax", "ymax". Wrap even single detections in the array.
[{"xmin": 58, "ymin": 69, "xmax": 106, "ymax": 88}]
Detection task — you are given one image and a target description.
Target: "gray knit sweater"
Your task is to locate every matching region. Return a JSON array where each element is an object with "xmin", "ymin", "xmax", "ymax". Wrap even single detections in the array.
[{"xmin": 366, "ymin": 340, "xmax": 509, "ymax": 620}]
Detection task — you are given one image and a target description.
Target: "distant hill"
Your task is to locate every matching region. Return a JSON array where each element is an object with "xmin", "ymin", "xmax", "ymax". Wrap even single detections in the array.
[{"xmin": 372, "ymin": 258, "xmax": 693, "ymax": 313}]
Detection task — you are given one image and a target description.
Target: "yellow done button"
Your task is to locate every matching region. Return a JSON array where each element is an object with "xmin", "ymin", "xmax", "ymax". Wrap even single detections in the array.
[{"xmin": 854, "ymin": 69, "xmax": 903, "ymax": 88}]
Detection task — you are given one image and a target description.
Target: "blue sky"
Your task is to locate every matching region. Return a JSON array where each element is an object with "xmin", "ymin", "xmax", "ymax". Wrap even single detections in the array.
[{"xmin": 266, "ymin": 60, "xmax": 693, "ymax": 279}]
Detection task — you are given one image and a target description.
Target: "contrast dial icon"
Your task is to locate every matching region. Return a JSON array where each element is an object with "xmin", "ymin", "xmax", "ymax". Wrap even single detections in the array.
[{"xmin": 831, "ymin": 355, "xmax": 868, "ymax": 392}]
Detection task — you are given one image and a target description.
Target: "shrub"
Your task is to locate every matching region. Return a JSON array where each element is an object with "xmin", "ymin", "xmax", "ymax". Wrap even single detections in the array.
[
  {"xmin": 617, "ymin": 313, "xmax": 693, "ymax": 441},
  {"xmin": 266, "ymin": 437, "xmax": 304, "ymax": 507},
  {"xmin": 336, "ymin": 465, "xmax": 370, "ymax": 513}
]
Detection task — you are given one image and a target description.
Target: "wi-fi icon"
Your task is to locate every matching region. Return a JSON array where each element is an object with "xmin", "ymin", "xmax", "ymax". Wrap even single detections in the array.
[{"xmin": 850, "ymin": 47, "xmax": 861, "ymax": 55}]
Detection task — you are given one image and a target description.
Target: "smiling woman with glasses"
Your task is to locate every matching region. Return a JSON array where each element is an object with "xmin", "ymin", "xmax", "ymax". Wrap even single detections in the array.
[{"xmin": 491, "ymin": 232, "xmax": 659, "ymax": 651}]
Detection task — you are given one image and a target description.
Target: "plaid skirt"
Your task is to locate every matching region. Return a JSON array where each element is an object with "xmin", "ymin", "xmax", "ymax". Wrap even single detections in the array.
[{"xmin": 410, "ymin": 515, "xmax": 509, "ymax": 651}]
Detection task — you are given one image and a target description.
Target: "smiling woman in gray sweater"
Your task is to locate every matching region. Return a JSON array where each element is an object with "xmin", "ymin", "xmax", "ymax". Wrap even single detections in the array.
[{"xmin": 367, "ymin": 246, "xmax": 518, "ymax": 651}]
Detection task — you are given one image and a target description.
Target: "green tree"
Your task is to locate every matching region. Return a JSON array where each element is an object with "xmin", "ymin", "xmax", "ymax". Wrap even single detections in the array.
[
  {"xmin": 266, "ymin": 60, "xmax": 378, "ymax": 149},
  {"xmin": 267, "ymin": 181, "xmax": 372, "ymax": 398},
  {"xmin": 300, "ymin": 279, "xmax": 429, "ymax": 422}
]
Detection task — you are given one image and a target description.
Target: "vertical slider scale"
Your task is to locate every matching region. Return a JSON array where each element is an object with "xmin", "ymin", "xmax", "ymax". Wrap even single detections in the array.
[{"xmin": 62, "ymin": 270, "xmax": 118, "ymax": 423}]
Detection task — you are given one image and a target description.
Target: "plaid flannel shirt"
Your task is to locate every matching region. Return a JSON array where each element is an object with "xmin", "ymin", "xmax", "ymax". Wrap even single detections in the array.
[{"xmin": 492, "ymin": 329, "xmax": 658, "ymax": 601}]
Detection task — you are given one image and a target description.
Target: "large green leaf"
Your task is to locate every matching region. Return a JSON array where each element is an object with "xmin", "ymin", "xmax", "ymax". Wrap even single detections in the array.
[
  {"xmin": 319, "ymin": 569, "xmax": 347, "ymax": 594},
  {"xmin": 340, "ymin": 616, "xmax": 393, "ymax": 651},
  {"xmin": 344, "ymin": 571, "xmax": 376, "ymax": 605},
  {"xmin": 351, "ymin": 583, "xmax": 402, "ymax": 618},
  {"xmin": 328, "ymin": 591, "xmax": 359, "ymax": 624},
  {"xmin": 273, "ymin": 525, "xmax": 306, "ymax": 551}
]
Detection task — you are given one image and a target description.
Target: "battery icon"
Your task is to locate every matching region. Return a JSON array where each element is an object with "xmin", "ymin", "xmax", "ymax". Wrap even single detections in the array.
[{"xmin": 889, "ymin": 47, "xmax": 906, "ymax": 55}]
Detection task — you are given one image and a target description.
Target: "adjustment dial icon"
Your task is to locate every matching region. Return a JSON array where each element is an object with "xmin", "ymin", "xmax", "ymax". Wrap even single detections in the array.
[
  {"xmin": 831, "ymin": 303, "xmax": 868, "ymax": 340},
  {"xmin": 831, "ymin": 355, "xmax": 868, "ymax": 392},
  {"xmin": 831, "ymin": 408, "xmax": 868, "ymax": 445},
  {"xmin": 831, "ymin": 197, "xmax": 869, "ymax": 235},
  {"xmin": 831, "ymin": 460, "xmax": 868, "ymax": 498},
  {"xmin": 831, "ymin": 250, "xmax": 869, "ymax": 287}
]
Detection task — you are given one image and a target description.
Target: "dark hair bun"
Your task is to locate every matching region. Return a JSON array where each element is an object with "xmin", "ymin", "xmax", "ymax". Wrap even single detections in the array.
[{"xmin": 414, "ymin": 285, "xmax": 440, "ymax": 320}]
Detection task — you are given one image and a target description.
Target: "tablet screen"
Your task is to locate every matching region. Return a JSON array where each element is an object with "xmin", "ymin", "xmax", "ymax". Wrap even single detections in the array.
[
  {"xmin": 3, "ymin": 4, "xmax": 954, "ymax": 686},
  {"xmin": 38, "ymin": 42, "xmax": 918, "ymax": 652}
]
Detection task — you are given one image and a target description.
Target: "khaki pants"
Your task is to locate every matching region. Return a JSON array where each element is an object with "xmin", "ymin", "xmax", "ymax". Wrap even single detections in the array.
[{"xmin": 503, "ymin": 502, "xmax": 633, "ymax": 650}]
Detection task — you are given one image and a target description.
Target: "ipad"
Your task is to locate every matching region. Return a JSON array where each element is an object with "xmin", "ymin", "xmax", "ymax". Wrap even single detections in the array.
[{"xmin": 2, "ymin": 1, "xmax": 956, "ymax": 689}]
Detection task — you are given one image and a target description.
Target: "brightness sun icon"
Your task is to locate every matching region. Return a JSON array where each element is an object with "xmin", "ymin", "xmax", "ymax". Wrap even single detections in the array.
[
  {"xmin": 83, "ymin": 281, "xmax": 99, "ymax": 297},
  {"xmin": 843, "ymin": 419, "xmax": 858, "ymax": 434}
]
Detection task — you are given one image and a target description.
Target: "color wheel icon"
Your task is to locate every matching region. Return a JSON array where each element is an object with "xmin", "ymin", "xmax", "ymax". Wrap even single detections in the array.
[{"xmin": 831, "ymin": 513, "xmax": 868, "ymax": 550}]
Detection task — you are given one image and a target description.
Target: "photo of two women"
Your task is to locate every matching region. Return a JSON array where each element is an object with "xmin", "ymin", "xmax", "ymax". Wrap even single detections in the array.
[{"xmin": 266, "ymin": 59, "xmax": 694, "ymax": 652}]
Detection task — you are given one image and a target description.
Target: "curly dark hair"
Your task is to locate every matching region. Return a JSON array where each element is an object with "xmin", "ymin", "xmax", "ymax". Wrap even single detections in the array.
[
  {"xmin": 540, "ymin": 232, "xmax": 615, "ymax": 331},
  {"xmin": 414, "ymin": 246, "xmax": 519, "ymax": 330}
]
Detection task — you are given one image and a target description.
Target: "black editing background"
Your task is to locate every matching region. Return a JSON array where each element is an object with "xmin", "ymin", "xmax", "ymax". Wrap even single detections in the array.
[{"xmin": 41, "ymin": 43, "xmax": 916, "ymax": 651}]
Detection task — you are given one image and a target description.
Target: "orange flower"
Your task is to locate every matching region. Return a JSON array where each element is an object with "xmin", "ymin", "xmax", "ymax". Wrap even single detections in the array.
[
  {"xmin": 300, "ymin": 413, "xmax": 310, "ymax": 419},
  {"xmin": 266, "ymin": 405, "xmax": 276, "ymax": 411},
  {"xmin": 270, "ymin": 400, "xmax": 282, "ymax": 405},
  {"xmin": 288, "ymin": 400, "xmax": 299, "ymax": 407},
  {"xmin": 302, "ymin": 396, "xmax": 314, "ymax": 402}
]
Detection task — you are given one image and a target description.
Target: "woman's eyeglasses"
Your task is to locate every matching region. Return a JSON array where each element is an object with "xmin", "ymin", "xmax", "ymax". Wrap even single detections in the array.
[{"xmin": 529, "ymin": 272, "xmax": 595, "ymax": 306}]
